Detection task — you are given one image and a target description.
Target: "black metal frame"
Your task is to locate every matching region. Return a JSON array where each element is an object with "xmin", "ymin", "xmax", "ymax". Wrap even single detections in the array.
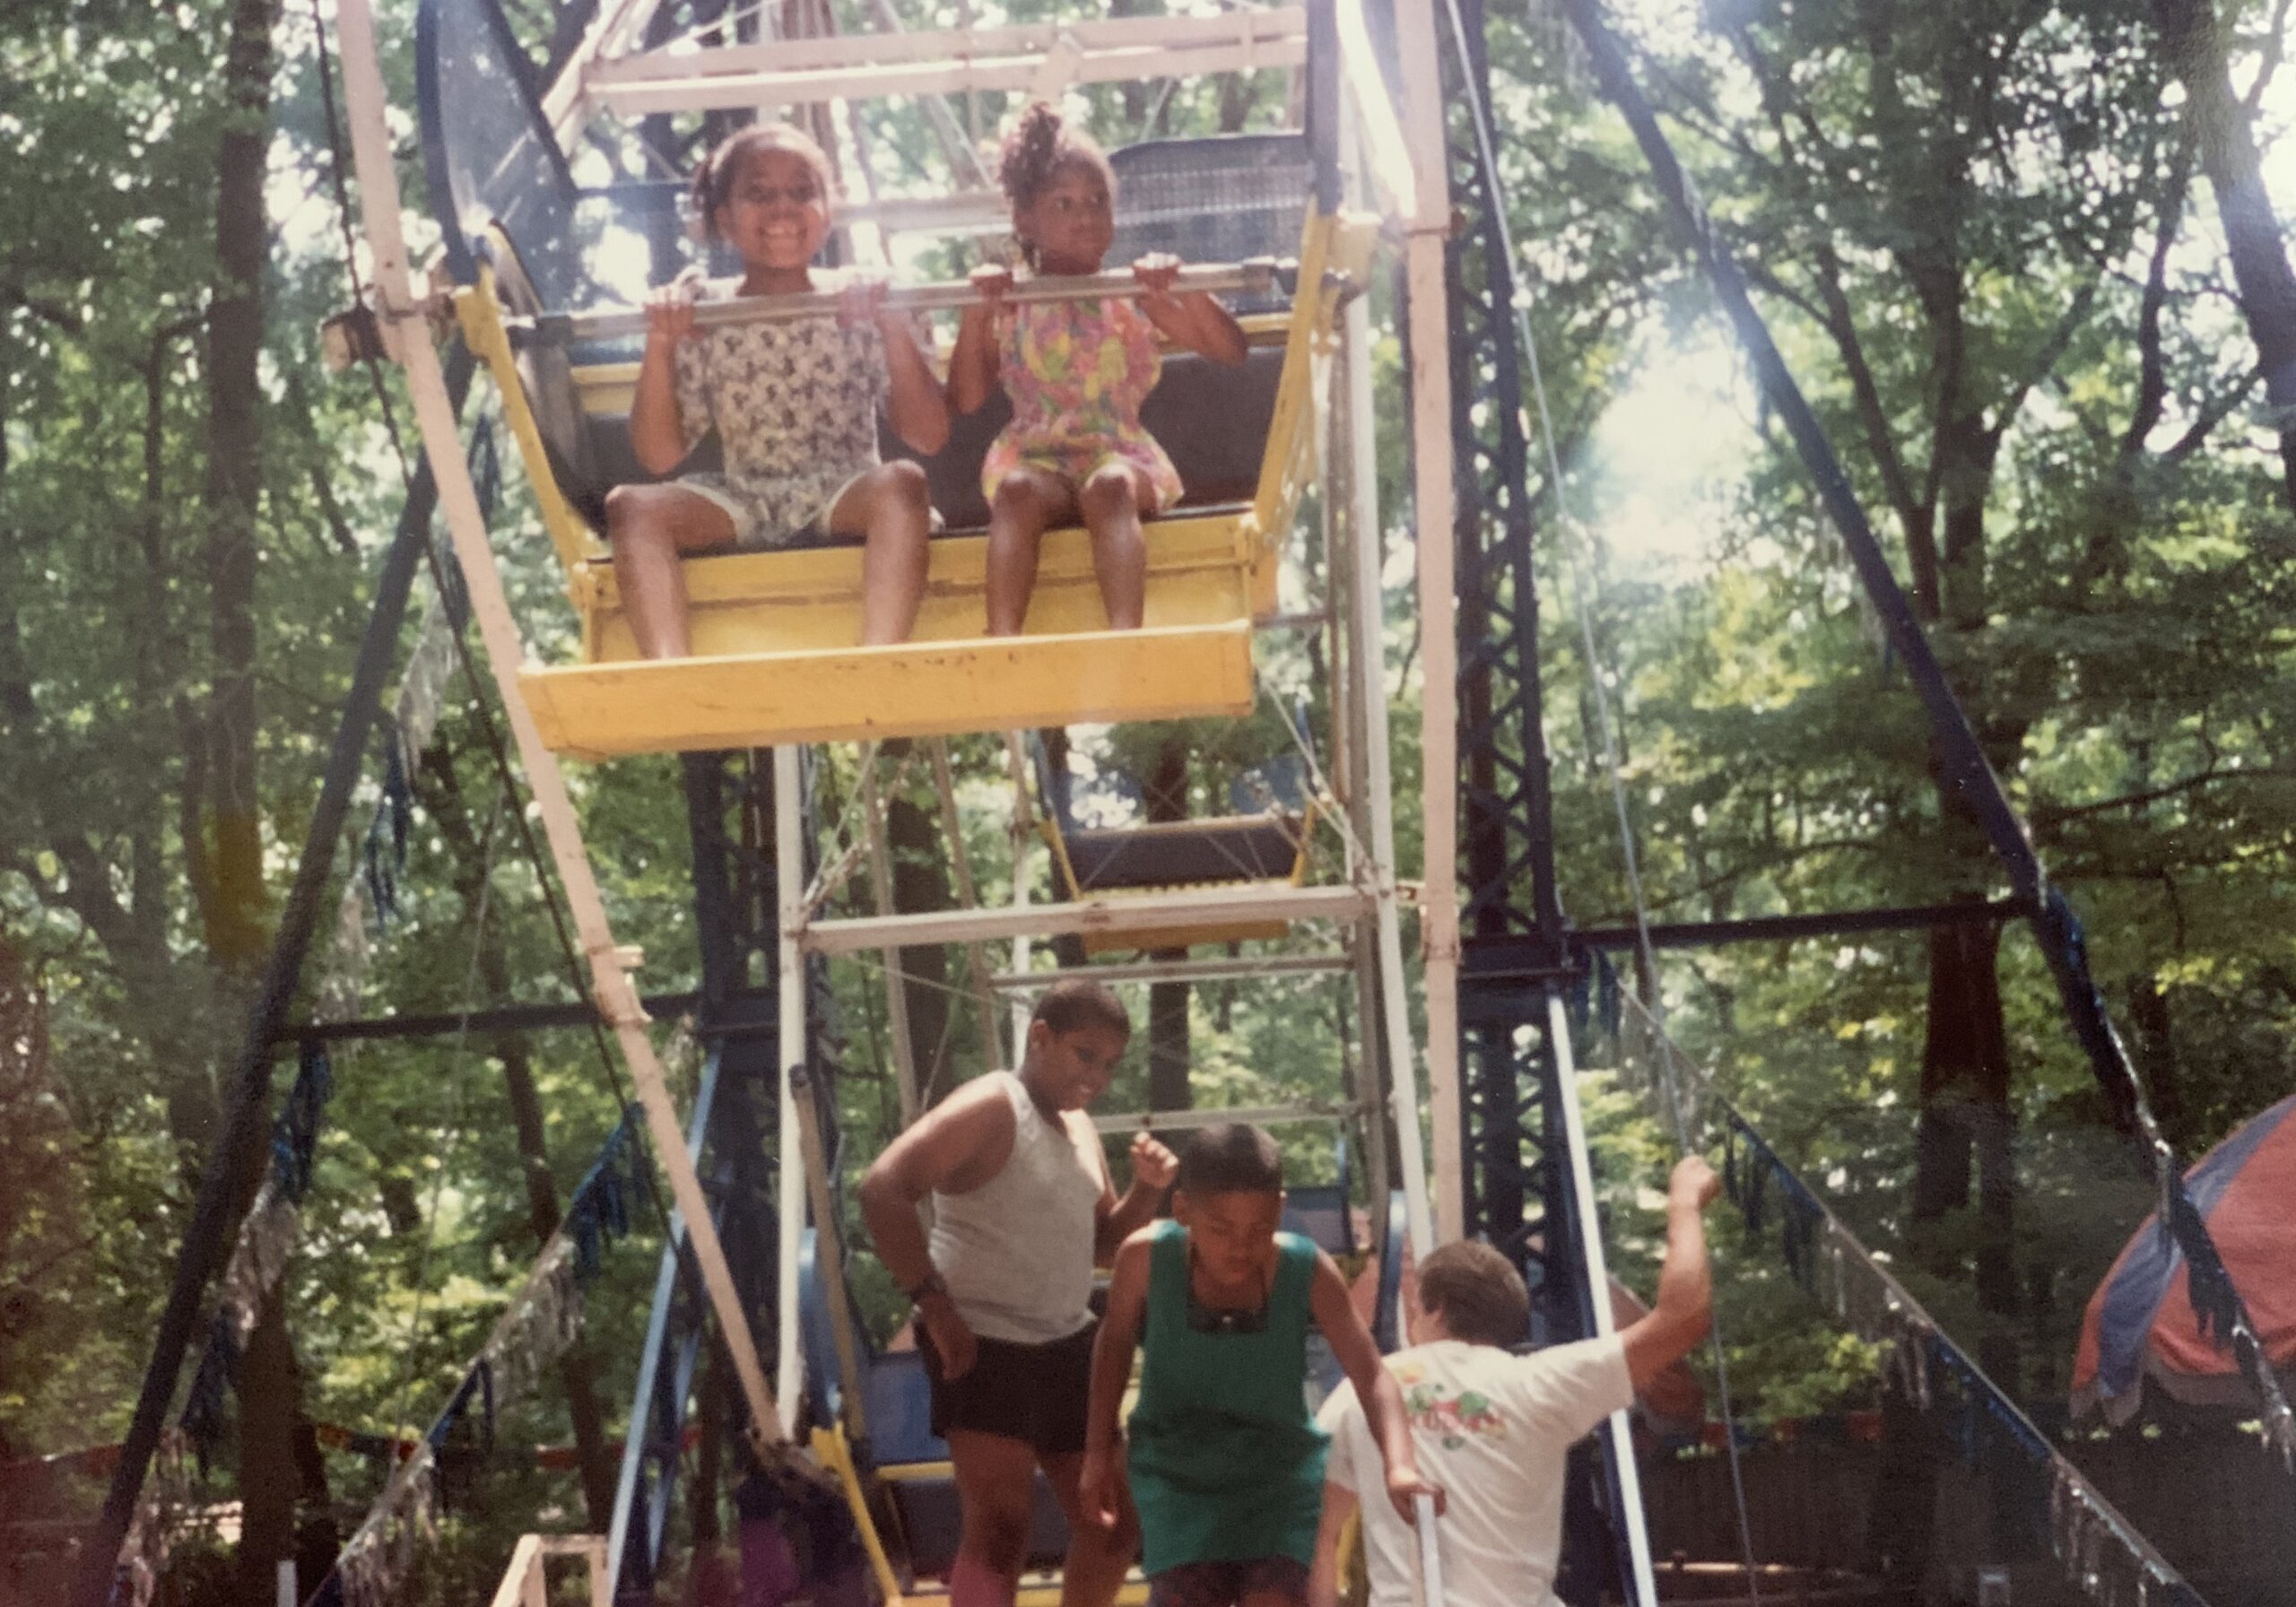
[
  {"xmin": 1429, "ymin": 3, "xmax": 1639, "ymax": 1598},
  {"xmin": 606, "ymin": 751, "xmax": 786, "ymax": 1603}
]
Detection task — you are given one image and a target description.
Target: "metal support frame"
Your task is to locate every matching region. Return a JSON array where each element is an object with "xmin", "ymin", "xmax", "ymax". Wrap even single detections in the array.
[
  {"xmin": 608, "ymin": 752, "xmax": 784, "ymax": 1603},
  {"xmin": 798, "ymin": 883, "xmax": 1375, "ymax": 954},
  {"xmin": 1426, "ymin": 0, "xmax": 1647, "ymax": 1597},
  {"xmin": 584, "ymin": 8, "xmax": 1309, "ymax": 115},
  {"xmin": 1387, "ymin": 0, "xmax": 1467, "ymax": 1246},
  {"xmin": 341, "ymin": 0, "xmax": 788, "ymax": 1465}
]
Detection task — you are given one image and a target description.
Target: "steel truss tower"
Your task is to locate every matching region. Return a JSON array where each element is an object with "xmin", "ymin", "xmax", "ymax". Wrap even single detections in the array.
[{"xmin": 1434, "ymin": 1, "xmax": 1635, "ymax": 1599}]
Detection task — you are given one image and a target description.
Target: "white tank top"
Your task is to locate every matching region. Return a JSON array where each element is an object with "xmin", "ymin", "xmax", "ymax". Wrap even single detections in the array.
[{"xmin": 926, "ymin": 1073, "xmax": 1101, "ymax": 1343}]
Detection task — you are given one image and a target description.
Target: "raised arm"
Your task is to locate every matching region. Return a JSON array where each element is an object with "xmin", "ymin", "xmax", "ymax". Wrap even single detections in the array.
[
  {"xmin": 1095, "ymin": 1129, "xmax": 1178, "ymax": 1262},
  {"xmin": 836, "ymin": 278, "xmax": 948, "ymax": 454},
  {"xmin": 857, "ymin": 1077, "xmax": 1014, "ymax": 1378},
  {"xmin": 946, "ymin": 265, "xmax": 1011, "ymax": 415},
  {"xmin": 1620, "ymin": 1155, "xmax": 1722, "ymax": 1389},
  {"xmin": 1080, "ymin": 1229, "xmax": 1154, "ymax": 1529},
  {"xmin": 1309, "ymin": 1249, "xmax": 1439, "ymax": 1524},
  {"xmin": 629, "ymin": 277, "xmax": 700, "ymax": 474},
  {"xmin": 1133, "ymin": 255, "xmax": 1248, "ymax": 365}
]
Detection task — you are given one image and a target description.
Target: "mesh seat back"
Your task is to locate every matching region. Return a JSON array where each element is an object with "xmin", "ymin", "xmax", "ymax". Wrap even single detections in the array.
[{"xmin": 1109, "ymin": 134, "xmax": 1313, "ymax": 315}]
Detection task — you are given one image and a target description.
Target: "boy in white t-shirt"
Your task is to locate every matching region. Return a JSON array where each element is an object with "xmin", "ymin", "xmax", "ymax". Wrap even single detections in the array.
[{"xmin": 1307, "ymin": 1157, "xmax": 1723, "ymax": 1607}]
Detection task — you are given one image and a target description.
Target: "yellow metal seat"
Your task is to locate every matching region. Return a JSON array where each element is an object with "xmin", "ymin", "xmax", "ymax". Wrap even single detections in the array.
[{"xmin": 457, "ymin": 212, "xmax": 1373, "ymax": 757}]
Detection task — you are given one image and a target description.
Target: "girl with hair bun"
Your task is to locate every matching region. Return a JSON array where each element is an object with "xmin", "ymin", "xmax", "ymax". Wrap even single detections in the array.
[
  {"xmin": 613, "ymin": 122, "xmax": 949, "ymax": 656},
  {"xmin": 948, "ymin": 101, "xmax": 1248, "ymax": 636}
]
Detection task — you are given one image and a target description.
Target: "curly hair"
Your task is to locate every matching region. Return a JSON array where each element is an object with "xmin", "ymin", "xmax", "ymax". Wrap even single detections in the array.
[
  {"xmin": 689, "ymin": 122, "xmax": 835, "ymax": 243},
  {"xmin": 996, "ymin": 100, "xmax": 1115, "ymax": 262}
]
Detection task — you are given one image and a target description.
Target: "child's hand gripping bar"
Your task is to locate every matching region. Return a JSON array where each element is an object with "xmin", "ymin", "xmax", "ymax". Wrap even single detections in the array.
[{"xmin": 512, "ymin": 259, "xmax": 1285, "ymax": 346}]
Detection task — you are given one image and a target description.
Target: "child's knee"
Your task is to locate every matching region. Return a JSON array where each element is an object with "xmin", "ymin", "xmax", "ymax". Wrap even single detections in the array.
[
  {"xmin": 965, "ymin": 1511, "xmax": 1031, "ymax": 1573},
  {"xmin": 605, "ymin": 485, "xmax": 665, "ymax": 549},
  {"xmin": 992, "ymin": 474, "xmax": 1052, "ymax": 523},
  {"xmin": 1079, "ymin": 465, "xmax": 1139, "ymax": 519},
  {"xmin": 874, "ymin": 457, "xmax": 931, "ymax": 513}
]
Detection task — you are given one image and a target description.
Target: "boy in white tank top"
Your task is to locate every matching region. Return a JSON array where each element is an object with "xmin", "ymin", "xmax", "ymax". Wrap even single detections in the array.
[{"xmin": 862, "ymin": 981, "xmax": 1178, "ymax": 1607}]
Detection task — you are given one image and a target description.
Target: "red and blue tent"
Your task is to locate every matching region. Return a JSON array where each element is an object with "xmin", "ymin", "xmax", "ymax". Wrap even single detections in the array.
[{"xmin": 2072, "ymin": 1092, "xmax": 2296, "ymax": 1423}]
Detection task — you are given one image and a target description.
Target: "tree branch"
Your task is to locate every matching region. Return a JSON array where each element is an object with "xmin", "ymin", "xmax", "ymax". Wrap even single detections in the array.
[
  {"xmin": 2124, "ymin": 125, "xmax": 2202, "ymax": 458},
  {"xmin": 1, "ymin": 284, "xmax": 83, "ymax": 336},
  {"xmin": 2247, "ymin": 0, "xmax": 2294, "ymax": 111},
  {"xmin": 2163, "ymin": 367, "xmax": 2263, "ymax": 462},
  {"xmin": 2034, "ymin": 765, "xmax": 2295, "ymax": 826}
]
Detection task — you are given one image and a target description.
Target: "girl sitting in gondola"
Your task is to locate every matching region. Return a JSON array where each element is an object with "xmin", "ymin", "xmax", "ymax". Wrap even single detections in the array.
[
  {"xmin": 948, "ymin": 101, "xmax": 1248, "ymax": 637},
  {"xmin": 612, "ymin": 123, "xmax": 949, "ymax": 656}
]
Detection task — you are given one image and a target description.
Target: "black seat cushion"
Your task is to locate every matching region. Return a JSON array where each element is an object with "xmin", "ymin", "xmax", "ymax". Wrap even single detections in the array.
[{"xmin": 1064, "ymin": 812, "xmax": 1304, "ymax": 892}]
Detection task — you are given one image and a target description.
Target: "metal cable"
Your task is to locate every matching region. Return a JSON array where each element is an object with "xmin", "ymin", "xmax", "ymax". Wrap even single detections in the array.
[{"xmin": 1431, "ymin": 2, "xmax": 1764, "ymax": 1594}]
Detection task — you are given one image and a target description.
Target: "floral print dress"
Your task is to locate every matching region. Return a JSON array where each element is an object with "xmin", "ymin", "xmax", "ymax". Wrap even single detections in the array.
[
  {"xmin": 671, "ymin": 278, "xmax": 892, "ymax": 550},
  {"xmin": 982, "ymin": 295, "xmax": 1185, "ymax": 513}
]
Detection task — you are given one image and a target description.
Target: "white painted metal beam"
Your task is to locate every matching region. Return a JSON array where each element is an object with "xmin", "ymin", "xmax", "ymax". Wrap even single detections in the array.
[
  {"xmin": 336, "ymin": 0, "xmax": 787, "ymax": 1462},
  {"xmin": 596, "ymin": 8, "xmax": 1306, "ymax": 83},
  {"xmin": 801, "ymin": 884, "xmax": 1373, "ymax": 955},
  {"xmin": 1392, "ymin": 0, "xmax": 1465, "ymax": 1247},
  {"xmin": 588, "ymin": 10, "xmax": 1307, "ymax": 114},
  {"xmin": 540, "ymin": 0, "xmax": 666, "ymax": 152},
  {"xmin": 1546, "ymin": 988, "xmax": 1660, "ymax": 1607}
]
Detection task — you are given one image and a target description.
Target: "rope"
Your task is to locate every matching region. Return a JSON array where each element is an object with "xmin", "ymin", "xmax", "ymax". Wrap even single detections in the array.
[{"xmin": 1429, "ymin": 1, "xmax": 1764, "ymax": 1594}]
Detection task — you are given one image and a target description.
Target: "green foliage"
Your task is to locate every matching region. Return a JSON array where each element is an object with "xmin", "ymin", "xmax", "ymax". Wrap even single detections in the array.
[{"xmin": 5, "ymin": 0, "xmax": 2294, "ymax": 1597}]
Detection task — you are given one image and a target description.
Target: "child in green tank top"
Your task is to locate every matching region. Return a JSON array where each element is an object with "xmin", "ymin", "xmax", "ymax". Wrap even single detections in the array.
[{"xmin": 1080, "ymin": 1124, "xmax": 1440, "ymax": 1607}]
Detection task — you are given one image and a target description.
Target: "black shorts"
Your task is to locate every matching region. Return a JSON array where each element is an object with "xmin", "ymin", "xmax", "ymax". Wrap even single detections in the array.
[
  {"xmin": 1147, "ymin": 1557, "xmax": 1310, "ymax": 1607},
  {"xmin": 915, "ymin": 1316, "xmax": 1096, "ymax": 1456}
]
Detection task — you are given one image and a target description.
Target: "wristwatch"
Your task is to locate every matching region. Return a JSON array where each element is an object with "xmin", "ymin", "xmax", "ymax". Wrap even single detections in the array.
[{"xmin": 904, "ymin": 1269, "xmax": 949, "ymax": 1304}]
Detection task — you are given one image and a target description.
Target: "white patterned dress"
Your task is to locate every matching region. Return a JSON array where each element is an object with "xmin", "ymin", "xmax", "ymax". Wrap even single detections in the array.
[{"xmin": 670, "ymin": 277, "xmax": 896, "ymax": 550}]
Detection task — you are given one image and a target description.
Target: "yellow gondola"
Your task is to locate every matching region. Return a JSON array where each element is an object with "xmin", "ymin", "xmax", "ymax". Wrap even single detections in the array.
[{"xmin": 456, "ymin": 208, "xmax": 1374, "ymax": 759}]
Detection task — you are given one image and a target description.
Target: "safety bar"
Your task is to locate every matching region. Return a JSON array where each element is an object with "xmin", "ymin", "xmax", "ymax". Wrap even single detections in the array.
[
  {"xmin": 1087, "ymin": 1099, "xmax": 1359, "ymax": 1136},
  {"xmin": 510, "ymin": 258, "xmax": 1287, "ymax": 345}
]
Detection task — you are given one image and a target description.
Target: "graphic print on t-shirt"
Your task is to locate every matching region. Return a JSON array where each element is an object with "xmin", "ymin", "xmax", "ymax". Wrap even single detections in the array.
[{"xmin": 1392, "ymin": 1357, "xmax": 1507, "ymax": 1451}]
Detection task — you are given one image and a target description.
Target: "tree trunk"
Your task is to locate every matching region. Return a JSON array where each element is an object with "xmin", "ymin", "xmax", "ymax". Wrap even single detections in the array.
[
  {"xmin": 234, "ymin": 1293, "xmax": 304, "ymax": 1603},
  {"xmin": 1144, "ymin": 738, "xmax": 1192, "ymax": 1111},
  {"xmin": 417, "ymin": 741, "xmax": 618, "ymax": 1526},
  {"xmin": 201, "ymin": 0, "xmax": 278, "ymax": 983},
  {"xmin": 1912, "ymin": 914, "xmax": 2018, "ymax": 1389},
  {"xmin": 2152, "ymin": 0, "xmax": 2296, "ymax": 507},
  {"xmin": 886, "ymin": 762, "xmax": 955, "ymax": 1103},
  {"xmin": 207, "ymin": 1, "xmax": 292, "ymax": 1586},
  {"xmin": 2126, "ymin": 976, "xmax": 2184, "ymax": 1149}
]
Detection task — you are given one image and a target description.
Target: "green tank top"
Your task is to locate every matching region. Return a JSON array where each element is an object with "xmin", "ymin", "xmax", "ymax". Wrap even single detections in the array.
[{"xmin": 1126, "ymin": 1219, "xmax": 1329, "ymax": 1574}]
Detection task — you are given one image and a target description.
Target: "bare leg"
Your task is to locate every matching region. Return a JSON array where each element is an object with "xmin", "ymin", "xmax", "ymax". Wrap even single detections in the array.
[
  {"xmin": 946, "ymin": 1429, "xmax": 1039, "ymax": 1607},
  {"xmin": 605, "ymin": 483, "xmax": 737, "ymax": 659},
  {"xmin": 985, "ymin": 467, "xmax": 1080, "ymax": 636},
  {"xmin": 1041, "ymin": 1449, "xmax": 1140, "ymax": 1607},
  {"xmin": 1076, "ymin": 463, "xmax": 1155, "ymax": 630},
  {"xmin": 830, "ymin": 459, "xmax": 935, "ymax": 645}
]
